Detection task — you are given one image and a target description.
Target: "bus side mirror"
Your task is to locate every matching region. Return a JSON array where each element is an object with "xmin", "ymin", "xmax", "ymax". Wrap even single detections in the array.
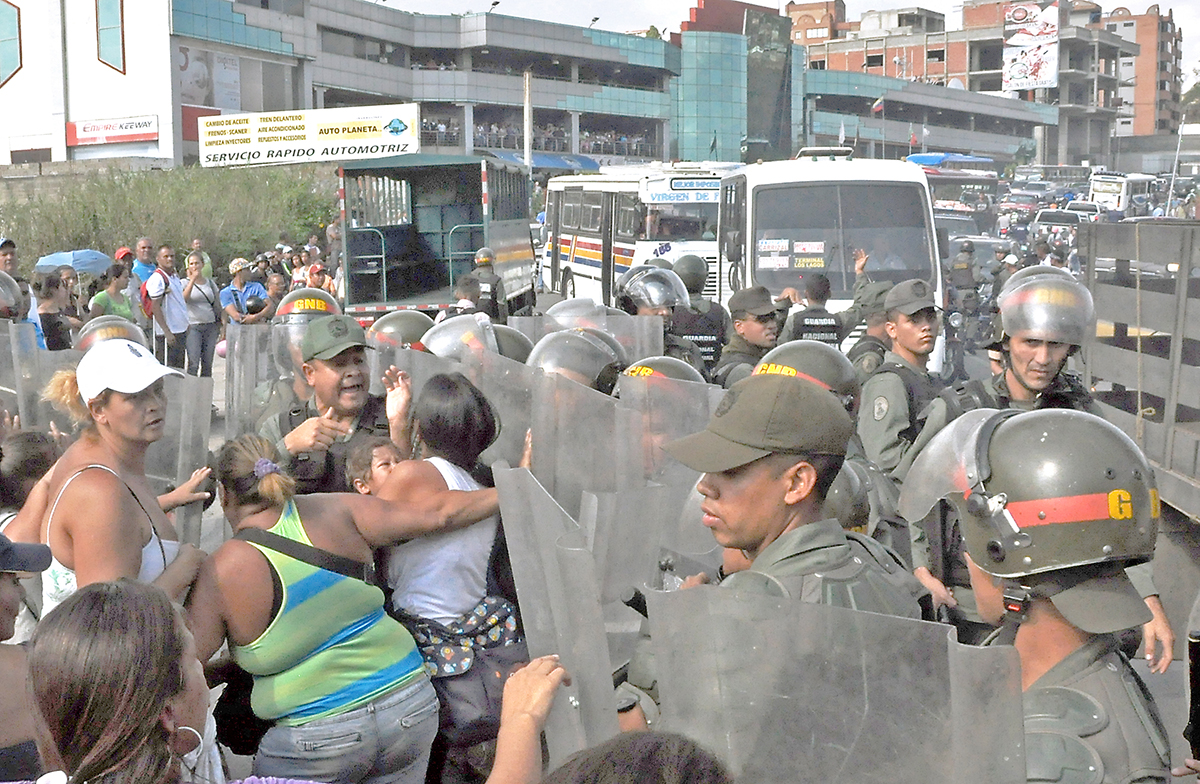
[
  {"xmin": 936, "ymin": 227, "xmax": 950, "ymax": 260},
  {"xmin": 723, "ymin": 231, "xmax": 742, "ymax": 266}
]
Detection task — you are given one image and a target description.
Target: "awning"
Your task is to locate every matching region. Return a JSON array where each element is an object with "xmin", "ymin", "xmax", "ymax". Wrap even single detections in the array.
[
  {"xmin": 483, "ymin": 150, "xmax": 600, "ymax": 171},
  {"xmin": 906, "ymin": 152, "xmax": 994, "ymax": 166}
]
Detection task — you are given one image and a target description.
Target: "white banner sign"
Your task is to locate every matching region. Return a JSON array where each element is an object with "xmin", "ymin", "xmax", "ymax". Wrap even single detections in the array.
[
  {"xmin": 66, "ymin": 115, "xmax": 159, "ymax": 146},
  {"xmin": 1002, "ymin": 1, "xmax": 1060, "ymax": 91},
  {"xmin": 199, "ymin": 104, "xmax": 421, "ymax": 167}
]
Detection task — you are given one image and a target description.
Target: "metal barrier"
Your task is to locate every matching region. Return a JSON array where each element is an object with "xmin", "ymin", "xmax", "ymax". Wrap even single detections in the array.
[{"xmin": 1080, "ymin": 221, "xmax": 1200, "ymax": 518}]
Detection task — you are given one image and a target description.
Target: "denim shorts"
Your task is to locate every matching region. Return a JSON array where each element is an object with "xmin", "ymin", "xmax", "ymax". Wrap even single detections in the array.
[{"xmin": 253, "ymin": 675, "xmax": 439, "ymax": 784}]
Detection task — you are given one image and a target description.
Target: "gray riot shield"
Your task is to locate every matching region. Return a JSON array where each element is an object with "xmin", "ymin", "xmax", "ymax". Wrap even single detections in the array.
[
  {"xmin": 223, "ymin": 323, "xmax": 281, "ymax": 440},
  {"xmin": 530, "ymin": 370, "xmax": 641, "ymax": 520},
  {"xmin": 616, "ymin": 373, "xmax": 720, "ymax": 486},
  {"xmin": 493, "ymin": 463, "xmax": 620, "ymax": 769},
  {"xmin": 5, "ymin": 325, "xmax": 81, "ymax": 434},
  {"xmin": 0, "ymin": 322, "xmax": 24, "ymax": 417},
  {"xmin": 385, "ymin": 348, "xmax": 463, "ymax": 415},
  {"xmin": 510, "ymin": 314, "xmax": 665, "ymax": 366},
  {"xmin": 145, "ymin": 373, "xmax": 213, "ymax": 545},
  {"xmin": 457, "ymin": 349, "xmax": 537, "ymax": 467},
  {"xmin": 646, "ymin": 587, "xmax": 1025, "ymax": 784}
]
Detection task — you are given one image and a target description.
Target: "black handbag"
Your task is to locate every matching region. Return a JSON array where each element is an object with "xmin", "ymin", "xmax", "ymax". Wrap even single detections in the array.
[{"xmin": 212, "ymin": 527, "xmax": 376, "ymax": 755}]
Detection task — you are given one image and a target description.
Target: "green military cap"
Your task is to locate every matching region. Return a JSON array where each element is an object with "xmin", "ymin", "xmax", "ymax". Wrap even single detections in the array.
[
  {"xmin": 728, "ymin": 285, "xmax": 777, "ymax": 317},
  {"xmin": 859, "ymin": 281, "xmax": 894, "ymax": 316},
  {"xmin": 301, "ymin": 314, "xmax": 371, "ymax": 362},
  {"xmin": 884, "ymin": 279, "xmax": 936, "ymax": 316},
  {"xmin": 664, "ymin": 374, "xmax": 853, "ymax": 473}
]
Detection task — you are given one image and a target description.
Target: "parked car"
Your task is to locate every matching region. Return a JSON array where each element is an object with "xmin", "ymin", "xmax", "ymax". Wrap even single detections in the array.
[
  {"xmin": 1064, "ymin": 200, "xmax": 1102, "ymax": 222},
  {"xmin": 996, "ymin": 192, "xmax": 1040, "ymax": 222},
  {"xmin": 1029, "ymin": 208, "xmax": 1082, "ymax": 242}
]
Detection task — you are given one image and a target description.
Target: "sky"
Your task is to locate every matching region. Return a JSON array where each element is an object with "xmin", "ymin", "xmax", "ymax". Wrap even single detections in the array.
[{"xmin": 390, "ymin": 0, "xmax": 1199, "ymax": 90}]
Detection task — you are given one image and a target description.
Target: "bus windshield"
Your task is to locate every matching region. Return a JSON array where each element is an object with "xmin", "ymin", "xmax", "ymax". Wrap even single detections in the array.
[
  {"xmin": 752, "ymin": 182, "xmax": 934, "ymax": 298},
  {"xmin": 644, "ymin": 203, "xmax": 718, "ymax": 242}
]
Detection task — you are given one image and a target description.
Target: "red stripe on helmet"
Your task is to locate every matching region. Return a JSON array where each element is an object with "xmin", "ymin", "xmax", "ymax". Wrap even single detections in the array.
[{"xmin": 1005, "ymin": 492, "xmax": 1111, "ymax": 527}]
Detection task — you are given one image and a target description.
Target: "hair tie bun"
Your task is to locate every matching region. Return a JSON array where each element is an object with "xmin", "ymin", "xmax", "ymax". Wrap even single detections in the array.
[{"xmin": 253, "ymin": 458, "xmax": 280, "ymax": 479}]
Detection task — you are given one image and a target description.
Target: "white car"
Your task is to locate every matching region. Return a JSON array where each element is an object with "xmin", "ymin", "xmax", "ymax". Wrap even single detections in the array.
[{"xmin": 1064, "ymin": 200, "xmax": 1103, "ymax": 222}]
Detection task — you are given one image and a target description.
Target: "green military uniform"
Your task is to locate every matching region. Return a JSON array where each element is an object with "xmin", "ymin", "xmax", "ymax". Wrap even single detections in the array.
[
  {"xmin": 857, "ymin": 350, "xmax": 940, "ymax": 476},
  {"xmin": 721, "ymin": 517, "xmax": 924, "ymax": 618},
  {"xmin": 711, "ymin": 332, "xmax": 769, "ymax": 388},
  {"xmin": 846, "ymin": 334, "xmax": 888, "ymax": 383}
]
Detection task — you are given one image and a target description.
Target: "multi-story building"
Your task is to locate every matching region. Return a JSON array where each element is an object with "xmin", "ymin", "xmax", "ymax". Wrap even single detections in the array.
[
  {"xmin": 0, "ymin": 0, "xmax": 678, "ymax": 168},
  {"xmin": 789, "ymin": 0, "xmax": 1139, "ymax": 166},
  {"xmin": 1094, "ymin": 5, "xmax": 1184, "ymax": 136}
]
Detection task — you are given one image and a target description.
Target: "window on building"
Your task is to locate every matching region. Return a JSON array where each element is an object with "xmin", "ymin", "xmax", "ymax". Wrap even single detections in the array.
[
  {"xmin": 1123, "ymin": 21, "xmax": 1134, "ymax": 28},
  {"xmin": 865, "ymin": 53, "xmax": 883, "ymax": 68},
  {"xmin": 11, "ymin": 148, "xmax": 50, "ymax": 164},
  {"xmin": 809, "ymin": 59, "xmax": 825, "ymax": 70},
  {"xmin": 96, "ymin": 0, "xmax": 124, "ymax": 73},
  {"xmin": 237, "ymin": 0, "xmax": 303, "ymax": 14},
  {"xmin": 1106, "ymin": 23, "xmax": 1116, "ymax": 32},
  {"xmin": 806, "ymin": 28, "xmax": 828, "ymax": 39},
  {"xmin": 0, "ymin": 1, "xmax": 19, "ymax": 88},
  {"xmin": 320, "ymin": 27, "xmax": 405, "ymax": 66},
  {"xmin": 927, "ymin": 48, "xmax": 945, "ymax": 62}
]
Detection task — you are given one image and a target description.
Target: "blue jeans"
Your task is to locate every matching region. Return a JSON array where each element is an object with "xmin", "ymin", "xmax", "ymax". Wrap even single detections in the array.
[
  {"xmin": 186, "ymin": 320, "xmax": 220, "ymax": 377},
  {"xmin": 253, "ymin": 676, "xmax": 439, "ymax": 784}
]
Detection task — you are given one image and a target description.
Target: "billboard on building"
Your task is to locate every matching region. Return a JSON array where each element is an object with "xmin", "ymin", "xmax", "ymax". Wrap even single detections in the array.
[
  {"xmin": 199, "ymin": 104, "xmax": 421, "ymax": 167},
  {"xmin": 176, "ymin": 46, "xmax": 241, "ymax": 111},
  {"xmin": 66, "ymin": 116, "xmax": 159, "ymax": 147},
  {"xmin": 1002, "ymin": 1, "xmax": 1060, "ymax": 91}
]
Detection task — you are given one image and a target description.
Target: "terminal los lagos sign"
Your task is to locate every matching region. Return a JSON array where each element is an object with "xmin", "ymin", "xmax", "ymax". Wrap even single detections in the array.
[{"xmin": 199, "ymin": 104, "xmax": 420, "ymax": 167}]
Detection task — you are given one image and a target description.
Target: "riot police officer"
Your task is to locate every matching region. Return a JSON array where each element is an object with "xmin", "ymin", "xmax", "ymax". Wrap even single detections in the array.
[
  {"xmin": 898, "ymin": 272, "xmax": 1173, "ymax": 661},
  {"xmin": 844, "ymin": 281, "xmax": 894, "ymax": 383},
  {"xmin": 526, "ymin": 328, "xmax": 624, "ymax": 394},
  {"xmin": 900, "ymin": 409, "xmax": 1170, "ymax": 784},
  {"xmin": 471, "ymin": 246, "xmax": 507, "ymax": 323},
  {"xmin": 615, "ymin": 267, "xmax": 706, "ymax": 378},
  {"xmin": 670, "ymin": 254, "xmax": 730, "ymax": 374}
]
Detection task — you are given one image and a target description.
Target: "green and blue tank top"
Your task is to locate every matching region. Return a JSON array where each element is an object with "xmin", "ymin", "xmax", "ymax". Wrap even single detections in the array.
[{"xmin": 233, "ymin": 499, "xmax": 425, "ymax": 726}]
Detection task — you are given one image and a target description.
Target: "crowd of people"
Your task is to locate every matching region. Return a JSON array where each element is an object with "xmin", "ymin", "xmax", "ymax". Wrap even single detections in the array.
[{"xmin": 0, "ymin": 228, "xmax": 1196, "ymax": 784}]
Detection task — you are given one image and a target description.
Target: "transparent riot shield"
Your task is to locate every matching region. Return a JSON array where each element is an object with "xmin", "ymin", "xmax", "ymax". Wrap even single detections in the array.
[
  {"xmin": 0, "ymin": 322, "xmax": 29, "ymax": 416},
  {"xmin": 457, "ymin": 349, "xmax": 538, "ymax": 467},
  {"xmin": 493, "ymin": 463, "xmax": 620, "ymax": 769},
  {"xmin": 616, "ymin": 374, "xmax": 720, "ymax": 486},
  {"xmin": 530, "ymin": 370, "xmax": 641, "ymax": 520},
  {"xmin": 646, "ymin": 588, "xmax": 1025, "ymax": 784},
  {"xmin": 6, "ymin": 333, "xmax": 82, "ymax": 435},
  {"xmin": 510, "ymin": 315, "xmax": 665, "ymax": 366},
  {"xmin": 223, "ymin": 323, "xmax": 278, "ymax": 440},
  {"xmin": 145, "ymin": 374, "xmax": 214, "ymax": 545},
  {"xmin": 387, "ymin": 348, "xmax": 463, "ymax": 414}
]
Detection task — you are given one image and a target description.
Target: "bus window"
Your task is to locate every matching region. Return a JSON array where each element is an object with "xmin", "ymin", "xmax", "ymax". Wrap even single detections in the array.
[
  {"xmin": 752, "ymin": 182, "xmax": 932, "ymax": 297},
  {"xmin": 644, "ymin": 203, "xmax": 718, "ymax": 242},
  {"xmin": 616, "ymin": 194, "xmax": 641, "ymax": 239},
  {"xmin": 581, "ymin": 192, "xmax": 603, "ymax": 232},
  {"xmin": 561, "ymin": 190, "xmax": 581, "ymax": 229}
]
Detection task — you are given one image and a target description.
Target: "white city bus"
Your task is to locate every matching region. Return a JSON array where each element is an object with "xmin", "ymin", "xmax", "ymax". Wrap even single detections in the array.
[
  {"xmin": 542, "ymin": 161, "xmax": 741, "ymax": 304},
  {"xmin": 1087, "ymin": 171, "xmax": 1156, "ymax": 219},
  {"xmin": 717, "ymin": 149, "xmax": 946, "ymax": 364}
]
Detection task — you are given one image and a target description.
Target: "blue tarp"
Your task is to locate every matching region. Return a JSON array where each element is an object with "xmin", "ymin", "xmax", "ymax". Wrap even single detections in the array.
[{"xmin": 484, "ymin": 150, "xmax": 601, "ymax": 171}]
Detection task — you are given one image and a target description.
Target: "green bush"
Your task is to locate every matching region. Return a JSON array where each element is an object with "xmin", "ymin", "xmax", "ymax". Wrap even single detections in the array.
[{"xmin": 0, "ymin": 164, "xmax": 337, "ymax": 280}]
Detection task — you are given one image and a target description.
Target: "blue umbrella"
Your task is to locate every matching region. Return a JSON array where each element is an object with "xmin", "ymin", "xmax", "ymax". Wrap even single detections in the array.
[{"xmin": 34, "ymin": 249, "xmax": 115, "ymax": 276}]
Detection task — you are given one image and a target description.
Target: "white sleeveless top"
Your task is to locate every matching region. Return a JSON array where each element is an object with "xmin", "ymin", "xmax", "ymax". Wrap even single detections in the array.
[
  {"xmin": 386, "ymin": 456, "xmax": 498, "ymax": 625},
  {"xmin": 41, "ymin": 464, "xmax": 180, "ymax": 617}
]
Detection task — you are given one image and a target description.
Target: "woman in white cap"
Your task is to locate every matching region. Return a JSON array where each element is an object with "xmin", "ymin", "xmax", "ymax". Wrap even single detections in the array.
[{"xmin": 34, "ymin": 338, "xmax": 207, "ymax": 617}]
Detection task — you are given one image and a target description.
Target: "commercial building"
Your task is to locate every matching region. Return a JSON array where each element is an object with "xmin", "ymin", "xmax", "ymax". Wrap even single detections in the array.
[
  {"xmin": 1094, "ymin": 5, "xmax": 1184, "ymax": 136},
  {"xmin": 0, "ymin": 0, "xmax": 678, "ymax": 168},
  {"xmin": 789, "ymin": 0, "xmax": 1140, "ymax": 166}
]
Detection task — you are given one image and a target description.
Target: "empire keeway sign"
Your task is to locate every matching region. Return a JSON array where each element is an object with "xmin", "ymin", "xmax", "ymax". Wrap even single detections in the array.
[{"xmin": 67, "ymin": 116, "xmax": 160, "ymax": 146}]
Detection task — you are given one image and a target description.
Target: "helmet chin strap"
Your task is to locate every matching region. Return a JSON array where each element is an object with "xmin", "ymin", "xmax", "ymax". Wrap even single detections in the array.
[{"xmin": 1002, "ymin": 350, "xmax": 1051, "ymax": 398}]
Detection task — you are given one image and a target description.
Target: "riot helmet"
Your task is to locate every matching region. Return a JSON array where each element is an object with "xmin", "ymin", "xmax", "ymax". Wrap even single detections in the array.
[
  {"xmin": 0, "ymin": 270, "xmax": 21, "ymax": 319},
  {"xmin": 579, "ymin": 326, "xmax": 630, "ymax": 366},
  {"xmin": 367, "ymin": 310, "xmax": 434, "ymax": 352},
  {"xmin": 999, "ymin": 264, "xmax": 1075, "ymax": 297},
  {"xmin": 898, "ymin": 408, "xmax": 1157, "ymax": 632},
  {"xmin": 673, "ymin": 255, "xmax": 709, "ymax": 296},
  {"xmin": 493, "ymin": 324, "xmax": 535, "ymax": 363},
  {"xmin": 474, "ymin": 247, "xmax": 497, "ymax": 266},
  {"xmin": 959, "ymin": 240, "xmax": 975, "ymax": 254},
  {"xmin": 993, "ymin": 241, "xmax": 1011, "ymax": 256},
  {"xmin": 998, "ymin": 276, "xmax": 1095, "ymax": 348},
  {"xmin": 752, "ymin": 340, "xmax": 860, "ymax": 415},
  {"xmin": 545, "ymin": 297, "xmax": 606, "ymax": 319},
  {"xmin": 422, "ymin": 313, "xmax": 499, "ymax": 361},
  {"xmin": 527, "ymin": 328, "xmax": 623, "ymax": 394},
  {"xmin": 644, "ymin": 257, "xmax": 673, "ymax": 270},
  {"xmin": 615, "ymin": 267, "xmax": 689, "ymax": 316},
  {"xmin": 822, "ymin": 460, "xmax": 871, "ymax": 534},
  {"xmin": 74, "ymin": 315, "xmax": 149, "ymax": 351},
  {"xmin": 271, "ymin": 287, "xmax": 342, "ymax": 377},
  {"xmin": 244, "ymin": 296, "xmax": 267, "ymax": 315},
  {"xmin": 622, "ymin": 355, "xmax": 706, "ymax": 384},
  {"xmin": 902, "ymin": 405, "xmax": 1156, "ymax": 578}
]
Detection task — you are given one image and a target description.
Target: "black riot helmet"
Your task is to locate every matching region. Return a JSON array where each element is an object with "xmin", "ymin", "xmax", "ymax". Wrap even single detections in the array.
[
  {"xmin": 474, "ymin": 247, "xmax": 497, "ymax": 266},
  {"xmin": 615, "ymin": 267, "xmax": 689, "ymax": 315},
  {"xmin": 959, "ymin": 240, "xmax": 975, "ymax": 254},
  {"xmin": 673, "ymin": 255, "xmax": 709, "ymax": 296}
]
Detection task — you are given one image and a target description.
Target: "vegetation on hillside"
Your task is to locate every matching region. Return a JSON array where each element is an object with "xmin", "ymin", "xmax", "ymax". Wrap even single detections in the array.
[{"xmin": 0, "ymin": 164, "xmax": 337, "ymax": 278}]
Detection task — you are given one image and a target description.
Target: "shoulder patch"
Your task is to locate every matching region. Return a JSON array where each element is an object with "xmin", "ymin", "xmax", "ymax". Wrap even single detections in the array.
[{"xmin": 872, "ymin": 395, "xmax": 889, "ymax": 421}]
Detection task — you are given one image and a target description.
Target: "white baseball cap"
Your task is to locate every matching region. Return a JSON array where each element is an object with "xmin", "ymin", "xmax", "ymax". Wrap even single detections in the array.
[{"xmin": 76, "ymin": 339, "xmax": 182, "ymax": 403}]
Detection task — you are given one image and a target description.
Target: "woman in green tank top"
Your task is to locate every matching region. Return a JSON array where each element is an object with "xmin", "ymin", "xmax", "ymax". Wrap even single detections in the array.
[
  {"xmin": 189, "ymin": 434, "xmax": 501, "ymax": 784},
  {"xmin": 88, "ymin": 263, "xmax": 135, "ymax": 322}
]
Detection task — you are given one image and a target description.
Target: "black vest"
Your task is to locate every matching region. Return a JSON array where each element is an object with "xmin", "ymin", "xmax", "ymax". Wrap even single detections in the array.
[
  {"xmin": 871, "ymin": 361, "xmax": 944, "ymax": 445},
  {"xmin": 789, "ymin": 305, "xmax": 841, "ymax": 346},
  {"xmin": 282, "ymin": 394, "xmax": 392, "ymax": 494},
  {"xmin": 671, "ymin": 300, "xmax": 727, "ymax": 367},
  {"xmin": 847, "ymin": 334, "xmax": 887, "ymax": 368}
]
